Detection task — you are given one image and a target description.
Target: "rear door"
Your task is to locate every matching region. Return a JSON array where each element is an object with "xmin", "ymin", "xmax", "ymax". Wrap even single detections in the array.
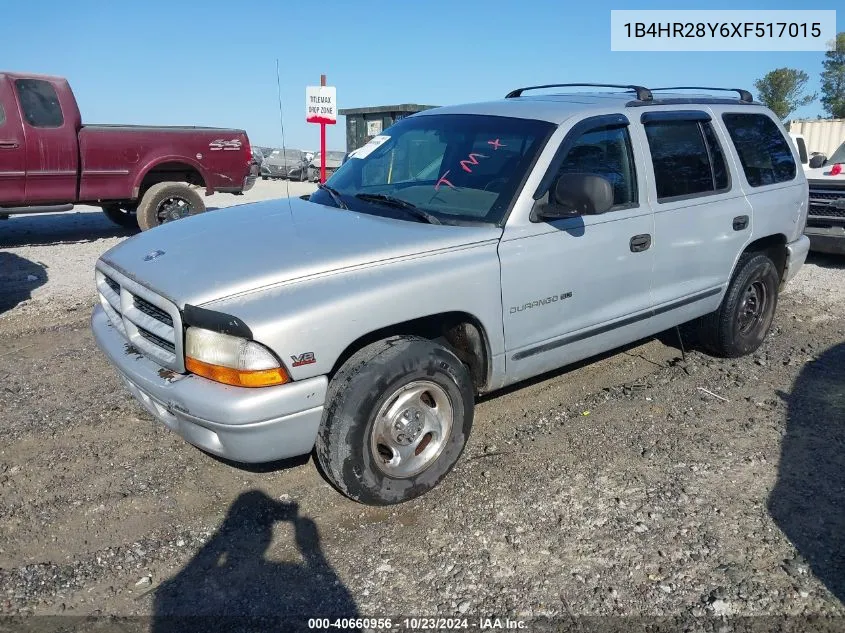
[
  {"xmin": 0, "ymin": 75, "xmax": 26, "ymax": 205},
  {"xmin": 14, "ymin": 77, "xmax": 79, "ymax": 204},
  {"xmin": 720, "ymin": 112, "xmax": 804, "ymax": 243},
  {"xmin": 639, "ymin": 109, "xmax": 752, "ymax": 310}
]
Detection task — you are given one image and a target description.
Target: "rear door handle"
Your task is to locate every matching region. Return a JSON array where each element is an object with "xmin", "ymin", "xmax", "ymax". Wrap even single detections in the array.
[
  {"xmin": 630, "ymin": 234, "xmax": 651, "ymax": 252},
  {"xmin": 0, "ymin": 140, "xmax": 20, "ymax": 149},
  {"xmin": 733, "ymin": 215, "xmax": 749, "ymax": 231}
]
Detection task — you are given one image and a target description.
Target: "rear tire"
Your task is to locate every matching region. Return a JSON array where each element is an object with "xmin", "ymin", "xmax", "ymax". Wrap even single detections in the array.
[
  {"xmin": 697, "ymin": 252, "xmax": 780, "ymax": 357},
  {"xmin": 316, "ymin": 336, "xmax": 474, "ymax": 505},
  {"xmin": 137, "ymin": 182, "xmax": 205, "ymax": 231},
  {"xmin": 101, "ymin": 204, "xmax": 138, "ymax": 229}
]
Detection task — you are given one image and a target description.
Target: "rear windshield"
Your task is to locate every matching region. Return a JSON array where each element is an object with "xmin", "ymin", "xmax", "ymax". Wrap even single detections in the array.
[{"xmin": 313, "ymin": 113, "xmax": 554, "ymax": 225}]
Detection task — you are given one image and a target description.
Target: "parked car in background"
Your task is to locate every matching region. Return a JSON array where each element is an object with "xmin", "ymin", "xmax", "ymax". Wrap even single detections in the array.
[
  {"xmin": 804, "ymin": 140, "xmax": 845, "ymax": 255},
  {"xmin": 0, "ymin": 71, "xmax": 254, "ymax": 231},
  {"xmin": 93, "ymin": 84, "xmax": 810, "ymax": 505},
  {"xmin": 260, "ymin": 148, "xmax": 308, "ymax": 180},
  {"xmin": 249, "ymin": 147, "xmax": 265, "ymax": 179},
  {"xmin": 307, "ymin": 151, "xmax": 346, "ymax": 182}
]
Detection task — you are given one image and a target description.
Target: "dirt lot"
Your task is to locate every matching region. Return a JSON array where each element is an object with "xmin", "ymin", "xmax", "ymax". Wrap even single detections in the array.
[{"xmin": 0, "ymin": 188, "xmax": 843, "ymax": 630}]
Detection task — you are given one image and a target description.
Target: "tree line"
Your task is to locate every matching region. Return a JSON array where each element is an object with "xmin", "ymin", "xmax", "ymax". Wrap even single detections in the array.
[{"xmin": 754, "ymin": 32, "xmax": 845, "ymax": 120}]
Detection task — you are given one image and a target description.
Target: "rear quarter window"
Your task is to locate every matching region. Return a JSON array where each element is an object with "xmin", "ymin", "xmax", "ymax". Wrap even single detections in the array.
[
  {"xmin": 14, "ymin": 78, "xmax": 64, "ymax": 128},
  {"xmin": 722, "ymin": 113, "xmax": 795, "ymax": 187}
]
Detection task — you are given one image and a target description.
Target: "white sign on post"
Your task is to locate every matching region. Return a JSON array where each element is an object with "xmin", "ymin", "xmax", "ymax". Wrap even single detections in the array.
[{"xmin": 306, "ymin": 86, "xmax": 337, "ymax": 125}]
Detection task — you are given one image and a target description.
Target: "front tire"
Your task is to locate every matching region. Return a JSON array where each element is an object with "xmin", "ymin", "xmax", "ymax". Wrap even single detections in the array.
[
  {"xmin": 136, "ymin": 182, "xmax": 205, "ymax": 231},
  {"xmin": 698, "ymin": 252, "xmax": 780, "ymax": 357},
  {"xmin": 316, "ymin": 336, "xmax": 474, "ymax": 505}
]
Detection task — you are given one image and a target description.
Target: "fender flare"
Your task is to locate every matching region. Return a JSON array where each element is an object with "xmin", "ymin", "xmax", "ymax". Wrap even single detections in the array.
[{"xmin": 131, "ymin": 155, "xmax": 212, "ymax": 198}]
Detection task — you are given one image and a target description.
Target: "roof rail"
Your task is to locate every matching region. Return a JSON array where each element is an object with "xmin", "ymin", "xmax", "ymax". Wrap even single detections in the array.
[
  {"xmin": 505, "ymin": 83, "xmax": 653, "ymax": 102},
  {"xmin": 650, "ymin": 86, "xmax": 754, "ymax": 103}
]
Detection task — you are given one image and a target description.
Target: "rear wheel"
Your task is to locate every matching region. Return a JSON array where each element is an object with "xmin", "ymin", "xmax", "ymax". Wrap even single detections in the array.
[
  {"xmin": 316, "ymin": 336, "xmax": 474, "ymax": 505},
  {"xmin": 137, "ymin": 182, "xmax": 205, "ymax": 231},
  {"xmin": 101, "ymin": 203, "xmax": 138, "ymax": 229},
  {"xmin": 697, "ymin": 252, "xmax": 780, "ymax": 357}
]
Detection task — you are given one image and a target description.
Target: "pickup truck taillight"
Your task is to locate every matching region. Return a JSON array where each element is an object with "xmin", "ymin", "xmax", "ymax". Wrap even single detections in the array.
[{"xmin": 244, "ymin": 140, "xmax": 252, "ymax": 167}]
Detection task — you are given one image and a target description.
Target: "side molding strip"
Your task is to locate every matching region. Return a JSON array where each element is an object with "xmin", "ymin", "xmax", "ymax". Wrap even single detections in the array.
[{"xmin": 511, "ymin": 286, "xmax": 722, "ymax": 361}]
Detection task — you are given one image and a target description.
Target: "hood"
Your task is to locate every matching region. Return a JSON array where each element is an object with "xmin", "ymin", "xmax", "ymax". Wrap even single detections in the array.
[
  {"xmin": 310, "ymin": 157, "xmax": 343, "ymax": 169},
  {"xmin": 806, "ymin": 166, "xmax": 845, "ymax": 183},
  {"xmin": 100, "ymin": 197, "xmax": 502, "ymax": 307}
]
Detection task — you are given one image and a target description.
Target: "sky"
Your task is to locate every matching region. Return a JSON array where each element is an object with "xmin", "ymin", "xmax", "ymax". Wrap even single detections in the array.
[{"xmin": 1, "ymin": 0, "xmax": 841, "ymax": 151}]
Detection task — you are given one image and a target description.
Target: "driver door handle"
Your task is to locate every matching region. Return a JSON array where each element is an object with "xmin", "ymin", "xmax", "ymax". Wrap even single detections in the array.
[
  {"xmin": 630, "ymin": 234, "xmax": 651, "ymax": 252},
  {"xmin": 0, "ymin": 140, "xmax": 20, "ymax": 149}
]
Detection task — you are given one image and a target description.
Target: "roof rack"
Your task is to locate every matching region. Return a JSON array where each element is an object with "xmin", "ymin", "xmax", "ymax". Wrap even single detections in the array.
[
  {"xmin": 505, "ymin": 83, "xmax": 653, "ymax": 102},
  {"xmin": 650, "ymin": 87, "xmax": 753, "ymax": 103}
]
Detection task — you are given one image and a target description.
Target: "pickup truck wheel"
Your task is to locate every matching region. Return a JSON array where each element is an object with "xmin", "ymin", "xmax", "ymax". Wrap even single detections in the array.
[
  {"xmin": 137, "ymin": 182, "xmax": 206, "ymax": 231},
  {"xmin": 101, "ymin": 204, "xmax": 138, "ymax": 229},
  {"xmin": 697, "ymin": 252, "xmax": 779, "ymax": 358},
  {"xmin": 316, "ymin": 336, "xmax": 474, "ymax": 505}
]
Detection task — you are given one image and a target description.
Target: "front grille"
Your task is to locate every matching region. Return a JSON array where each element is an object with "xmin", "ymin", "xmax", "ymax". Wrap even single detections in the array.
[
  {"xmin": 137, "ymin": 327, "xmax": 176, "ymax": 353},
  {"xmin": 808, "ymin": 187, "xmax": 845, "ymax": 219},
  {"xmin": 134, "ymin": 296, "xmax": 173, "ymax": 327},
  {"xmin": 95, "ymin": 265, "xmax": 183, "ymax": 372},
  {"xmin": 104, "ymin": 275, "xmax": 120, "ymax": 296}
]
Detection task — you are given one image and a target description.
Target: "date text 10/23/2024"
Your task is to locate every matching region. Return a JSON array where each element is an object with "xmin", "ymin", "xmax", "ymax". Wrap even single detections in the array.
[{"xmin": 307, "ymin": 617, "xmax": 528, "ymax": 630}]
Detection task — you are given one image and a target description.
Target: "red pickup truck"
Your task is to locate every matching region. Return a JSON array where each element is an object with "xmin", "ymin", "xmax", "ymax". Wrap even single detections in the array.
[{"xmin": 0, "ymin": 72, "xmax": 255, "ymax": 231}]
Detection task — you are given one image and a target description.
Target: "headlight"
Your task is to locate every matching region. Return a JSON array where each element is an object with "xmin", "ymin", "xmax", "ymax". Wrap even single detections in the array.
[{"xmin": 185, "ymin": 327, "xmax": 289, "ymax": 388}]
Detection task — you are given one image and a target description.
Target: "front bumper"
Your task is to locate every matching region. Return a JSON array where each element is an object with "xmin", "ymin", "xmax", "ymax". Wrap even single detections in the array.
[
  {"xmin": 92, "ymin": 305, "xmax": 326, "ymax": 463},
  {"xmin": 781, "ymin": 234, "xmax": 812, "ymax": 287},
  {"xmin": 805, "ymin": 225, "xmax": 845, "ymax": 256}
]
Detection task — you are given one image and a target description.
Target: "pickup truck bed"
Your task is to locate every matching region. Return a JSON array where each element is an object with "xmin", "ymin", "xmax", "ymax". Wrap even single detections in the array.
[{"xmin": 0, "ymin": 71, "xmax": 254, "ymax": 230}]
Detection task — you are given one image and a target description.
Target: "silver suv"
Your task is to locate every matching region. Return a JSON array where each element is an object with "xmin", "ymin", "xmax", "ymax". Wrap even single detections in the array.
[{"xmin": 92, "ymin": 83, "xmax": 810, "ymax": 505}]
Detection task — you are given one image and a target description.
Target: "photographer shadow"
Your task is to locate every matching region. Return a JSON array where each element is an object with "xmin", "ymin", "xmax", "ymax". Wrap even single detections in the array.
[
  {"xmin": 152, "ymin": 490, "xmax": 359, "ymax": 633},
  {"xmin": 768, "ymin": 342, "xmax": 845, "ymax": 604}
]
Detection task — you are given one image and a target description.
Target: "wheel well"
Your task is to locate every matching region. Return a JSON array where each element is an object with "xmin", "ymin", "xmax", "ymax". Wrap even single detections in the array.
[
  {"xmin": 139, "ymin": 162, "xmax": 205, "ymax": 196},
  {"xmin": 330, "ymin": 313, "xmax": 491, "ymax": 393},
  {"xmin": 742, "ymin": 234, "xmax": 788, "ymax": 280}
]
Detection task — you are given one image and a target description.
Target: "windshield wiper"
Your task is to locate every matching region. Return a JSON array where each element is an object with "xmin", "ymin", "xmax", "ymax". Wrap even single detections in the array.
[
  {"xmin": 317, "ymin": 183, "xmax": 348, "ymax": 209},
  {"xmin": 354, "ymin": 193, "xmax": 442, "ymax": 225}
]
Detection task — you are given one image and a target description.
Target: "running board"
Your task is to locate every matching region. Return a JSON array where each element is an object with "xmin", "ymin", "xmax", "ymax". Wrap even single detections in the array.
[{"xmin": 0, "ymin": 204, "xmax": 75, "ymax": 216}]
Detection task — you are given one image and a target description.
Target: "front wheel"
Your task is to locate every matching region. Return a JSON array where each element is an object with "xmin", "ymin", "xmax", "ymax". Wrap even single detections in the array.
[
  {"xmin": 316, "ymin": 336, "xmax": 474, "ymax": 505},
  {"xmin": 136, "ymin": 182, "xmax": 206, "ymax": 231},
  {"xmin": 697, "ymin": 252, "xmax": 780, "ymax": 357}
]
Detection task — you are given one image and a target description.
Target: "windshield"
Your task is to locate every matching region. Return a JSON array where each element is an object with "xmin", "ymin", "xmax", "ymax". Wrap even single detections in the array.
[
  {"xmin": 309, "ymin": 114, "xmax": 554, "ymax": 225},
  {"xmin": 828, "ymin": 141, "xmax": 845, "ymax": 165}
]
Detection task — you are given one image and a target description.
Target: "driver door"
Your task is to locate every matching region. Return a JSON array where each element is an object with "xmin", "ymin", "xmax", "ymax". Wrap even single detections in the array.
[{"xmin": 498, "ymin": 115, "xmax": 655, "ymax": 384}]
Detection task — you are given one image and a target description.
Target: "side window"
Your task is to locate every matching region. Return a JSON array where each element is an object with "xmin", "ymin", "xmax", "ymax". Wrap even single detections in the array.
[
  {"xmin": 14, "ymin": 79, "xmax": 64, "ymax": 128},
  {"xmin": 644, "ymin": 120, "xmax": 729, "ymax": 201},
  {"xmin": 0, "ymin": 103, "xmax": 5, "ymax": 126},
  {"xmin": 555, "ymin": 126, "xmax": 637, "ymax": 209},
  {"xmin": 722, "ymin": 113, "xmax": 796, "ymax": 187}
]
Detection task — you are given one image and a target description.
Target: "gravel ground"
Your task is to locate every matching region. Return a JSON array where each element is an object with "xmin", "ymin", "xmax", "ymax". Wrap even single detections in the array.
[
  {"xmin": 0, "ymin": 199, "xmax": 843, "ymax": 631},
  {"xmin": 0, "ymin": 179, "xmax": 315, "ymax": 321}
]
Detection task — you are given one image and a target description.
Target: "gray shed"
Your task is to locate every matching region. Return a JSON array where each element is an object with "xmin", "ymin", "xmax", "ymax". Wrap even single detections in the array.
[{"xmin": 338, "ymin": 104, "xmax": 438, "ymax": 152}]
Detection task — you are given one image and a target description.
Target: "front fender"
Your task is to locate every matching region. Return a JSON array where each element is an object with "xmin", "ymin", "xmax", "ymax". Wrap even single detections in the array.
[{"xmin": 201, "ymin": 242, "xmax": 505, "ymax": 383}]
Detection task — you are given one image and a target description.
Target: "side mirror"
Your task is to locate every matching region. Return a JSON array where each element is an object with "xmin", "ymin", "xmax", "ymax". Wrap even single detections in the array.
[
  {"xmin": 809, "ymin": 154, "xmax": 827, "ymax": 169},
  {"xmin": 537, "ymin": 173, "xmax": 614, "ymax": 220}
]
